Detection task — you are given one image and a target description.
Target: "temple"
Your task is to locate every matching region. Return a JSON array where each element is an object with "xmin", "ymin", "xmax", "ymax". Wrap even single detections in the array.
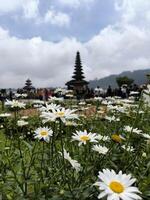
[
  {"xmin": 23, "ymin": 78, "xmax": 35, "ymax": 93},
  {"xmin": 66, "ymin": 51, "xmax": 89, "ymax": 99}
]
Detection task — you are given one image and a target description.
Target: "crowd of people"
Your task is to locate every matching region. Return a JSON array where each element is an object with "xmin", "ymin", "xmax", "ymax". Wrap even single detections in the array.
[
  {"xmin": 0, "ymin": 83, "xmax": 147, "ymax": 105},
  {"xmin": 93, "ymin": 84, "xmax": 143, "ymax": 98}
]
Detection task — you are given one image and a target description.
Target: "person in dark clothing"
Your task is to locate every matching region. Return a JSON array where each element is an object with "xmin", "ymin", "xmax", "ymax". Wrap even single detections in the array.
[
  {"xmin": 118, "ymin": 87, "xmax": 122, "ymax": 97},
  {"xmin": 106, "ymin": 85, "xmax": 112, "ymax": 97},
  {"xmin": 9, "ymin": 89, "xmax": 13, "ymax": 100},
  {"xmin": 44, "ymin": 89, "xmax": 49, "ymax": 101}
]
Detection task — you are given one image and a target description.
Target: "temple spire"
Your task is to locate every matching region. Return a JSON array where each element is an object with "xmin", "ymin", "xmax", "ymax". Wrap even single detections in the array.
[
  {"xmin": 66, "ymin": 51, "xmax": 89, "ymax": 99},
  {"xmin": 72, "ymin": 51, "xmax": 85, "ymax": 80}
]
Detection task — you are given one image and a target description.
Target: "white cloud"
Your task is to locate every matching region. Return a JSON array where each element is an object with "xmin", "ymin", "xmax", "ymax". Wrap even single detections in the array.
[
  {"xmin": 0, "ymin": 0, "xmax": 150, "ymax": 88},
  {"xmin": 115, "ymin": 0, "xmax": 150, "ymax": 26},
  {"xmin": 0, "ymin": 0, "xmax": 71, "ymax": 26},
  {"xmin": 0, "ymin": 21, "xmax": 150, "ymax": 88},
  {"xmin": 0, "ymin": 28, "xmax": 83, "ymax": 88},
  {"xmin": 0, "ymin": 0, "xmax": 70, "ymax": 24},
  {"xmin": 22, "ymin": 0, "xmax": 39, "ymax": 19},
  {"xmin": 0, "ymin": 0, "xmax": 21, "ymax": 13},
  {"xmin": 44, "ymin": 9, "xmax": 70, "ymax": 26},
  {"xmin": 57, "ymin": 0, "xmax": 95, "ymax": 8},
  {"xmin": 86, "ymin": 24, "xmax": 150, "ymax": 79},
  {"xmin": 0, "ymin": 27, "xmax": 9, "ymax": 39},
  {"xmin": 0, "ymin": 0, "xmax": 39, "ymax": 19}
]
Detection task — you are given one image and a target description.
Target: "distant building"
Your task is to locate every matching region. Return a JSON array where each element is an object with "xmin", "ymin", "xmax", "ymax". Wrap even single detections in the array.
[
  {"xmin": 23, "ymin": 79, "xmax": 35, "ymax": 93},
  {"xmin": 66, "ymin": 51, "xmax": 89, "ymax": 99}
]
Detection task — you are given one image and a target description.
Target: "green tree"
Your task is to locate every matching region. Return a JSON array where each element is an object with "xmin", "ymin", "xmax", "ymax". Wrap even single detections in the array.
[
  {"xmin": 116, "ymin": 76, "xmax": 134, "ymax": 87},
  {"xmin": 0, "ymin": 89, "xmax": 6, "ymax": 111}
]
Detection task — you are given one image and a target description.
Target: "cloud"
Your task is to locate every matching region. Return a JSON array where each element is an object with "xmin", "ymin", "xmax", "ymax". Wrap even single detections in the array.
[
  {"xmin": 115, "ymin": 0, "xmax": 150, "ymax": 26},
  {"xmin": 0, "ymin": 0, "xmax": 70, "ymax": 25},
  {"xmin": 0, "ymin": 0, "xmax": 150, "ymax": 88},
  {"xmin": 86, "ymin": 24, "xmax": 150, "ymax": 78},
  {"xmin": 44, "ymin": 9, "xmax": 70, "ymax": 26},
  {"xmin": 22, "ymin": 0, "xmax": 39, "ymax": 19},
  {"xmin": 0, "ymin": 0, "xmax": 39, "ymax": 19},
  {"xmin": 0, "ymin": 27, "xmax": 9, "ymax": 39},
  {"xmin": 0, "ymin": 29, "xmax": 83, "ymax": 88},
  {"xmin": 0, "ymin": 21, "xmax": 150, "ymax": 88},
  {"xmin": 0, "ymin": 0, "xmax": 21, "ymax": 13},
  {"xmin": 57, "ymin": 0, "xmax": 95, "ymax": 8}
]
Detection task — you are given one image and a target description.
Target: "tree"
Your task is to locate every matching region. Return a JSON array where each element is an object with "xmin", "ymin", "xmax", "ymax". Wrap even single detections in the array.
[
  {"xmin": 116, "ymin": 76, "xmax": 134, "ymax": 87},
  {"xmin": 0, "ymin": 89, "xmax": 6, "ymax": 111},
  {"xmin": 146, "ymin": 73, "xmax": 150, "ymax": 83}
]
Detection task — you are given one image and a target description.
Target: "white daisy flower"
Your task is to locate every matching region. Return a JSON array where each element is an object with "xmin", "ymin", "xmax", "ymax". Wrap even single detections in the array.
[
  {"xmin": 39, "ymin": 103, "xmax": 61, "ymax": 112},
  {"xmin": 124, "ymin": 126, "xmax": 150, "ymax": 139},
  {"xmin": 107, "ymin": 105, "xmax": 116, "ymax": 111},
  {"xmin": 0, "ymin": 113, "xmax": 11, "ymax": 117},
  {"xmin": 94, "ymin": 169, "xmax": 141, "ymax": 200},
  {"xmin": 142, "ymin": 152, "xmax": 147, "ymax": 157},
  {"xmin": 72, "ymin": 130, "xmax": 99, "ymax": 146},
  {"xmin": 92, "ymin": 145, "xmax": 108, "ymax": 155},
  {"xmin": 143, "ymin": 84, "xmax": 150, "ymax": 106},
  {"xmin": 124, "ymin": 126, "xmax": 132, "ymax": 132},
  {"xmin": 132, "ymin": 128, "xmax": 143, "ymax": 135},
  {"xmin": 41, "ymin": 107, "xmax": 78, "ymax": 123},
  {"xmin": 40, "ymin": 112, "xmax": 55, "ymax": 122},
  {"xmin": 34, "ymin": 104, "xmax": 42, "ymax": 108},
  {"xmin": 95, "ymin": 135, "xmax": 110, "ymax": 141},
  {"xmin": 105, "ymin": 116, "xmax": 120, "ymax": 122},
  {"xmin": 15, "ymin": 93, "xmax": 22, "ymax": 98},
  {"xmin": 78, "ymin": 101, "xmax": 86, "ymax": 105},
  {"xmin": 17, "ymin": 120, "xmax": 28, "ymax": 127},
  {"xmin": 65, "ymin": 121, "xmax": 78, "ymax": 126},
  {"xmin": 21, "ymin": 116, "xmax": 28, "ymax": 119},
  {"xmin": 22, "ymin": 93, "xmax": 27, "ymax": 98},
  {"xmin": 121, "ymin": 145, "xmax": 134, "ymax": 152},
  {"xmin": 124, "ymin": 126, "xmax": 143, "ymax": 135},
  {"xmin": 115, "ymin": 106, "xmax": 126, "ymax": 113},
  {"xmin": 32, "ymin": 100, "xmax": 45, "ymax": 105},
  {"xmin": 142, "ymin": 133, "xmax": 150, "ymax": 140},
  {"xmin": 94, "ymin": 97, "xmax": 103, "ymax": 101},
  {"xmin": 48, "ymin": 96, "xmax": 64, "ymax": 102},
  {"xmin": 60, "ymin": 149, "xmax": 81, "ymax": 172},
  {"xmin": 34, "ymin": 127, "xmax": 53, "ymax": 142},
  {"xmin": 102, "ymin": 100, "xmax": 112, "ymax": 105},
  {"xmin": 5, "ymin": 100, "xmax": 25, "ymax": 108}
]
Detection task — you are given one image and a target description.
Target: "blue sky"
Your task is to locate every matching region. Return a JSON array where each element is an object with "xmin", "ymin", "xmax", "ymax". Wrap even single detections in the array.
[
  {"xmin": 0, "ymin": 0, "xmax": 150, "ymax": 88},
  {"xmin": 0, "ymin": 0, "xmax": 118, "ymax": 41}
]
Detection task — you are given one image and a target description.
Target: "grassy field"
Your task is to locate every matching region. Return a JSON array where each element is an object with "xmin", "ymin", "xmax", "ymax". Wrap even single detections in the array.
[{"xmin": 0, "ymin": 98, "xmax": 150, "ymax": 199}]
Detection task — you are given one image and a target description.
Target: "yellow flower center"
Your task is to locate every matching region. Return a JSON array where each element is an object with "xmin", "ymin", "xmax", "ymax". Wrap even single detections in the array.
[
  {"xmin": 57, "ymin": 112, "xmax": 65, "ymax": 117},
  {"xmin": 109, "ymin": 181, "xmax": 124, "ymax": 194},
  {"xmin": 40, "ymin": 131, "xmax": 48, "ymax": 136},
  {"xmin": 80, "ymin": 135, "xmax": 90, "ymax": 142},
  {"xmin": 111, "ymin": 134, "xmax": 122, "ymax": 143},
  {"xmin": 109, "ymin": 181, "xmax": 124, "ymax": 193}
]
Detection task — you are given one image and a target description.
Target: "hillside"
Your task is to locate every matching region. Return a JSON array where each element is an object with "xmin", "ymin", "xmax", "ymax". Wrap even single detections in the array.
[{"xmin": 89, "ymin": 69, "xmax": 150, "ymax": 89}]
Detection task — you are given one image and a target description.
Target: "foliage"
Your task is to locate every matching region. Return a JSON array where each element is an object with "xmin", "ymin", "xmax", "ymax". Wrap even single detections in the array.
[
  {"xmin": 0, "ymin": 97, "xmax": 150, "ymax": 199},
  {"xmin": 116, "ymin": 76, "xmax": 134, "ymax": 87}
]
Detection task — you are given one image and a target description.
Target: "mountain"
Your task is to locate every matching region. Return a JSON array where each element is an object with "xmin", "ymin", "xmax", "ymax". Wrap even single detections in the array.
[{"xmin": 89, "ymin": 69, "xmax": 150, "ymax": 89}]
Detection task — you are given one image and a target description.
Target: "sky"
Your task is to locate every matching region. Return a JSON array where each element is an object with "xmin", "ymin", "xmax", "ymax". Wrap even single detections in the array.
[{"xmin": 0, "ymin": 0, "xmax": 150, "ymax": 88}]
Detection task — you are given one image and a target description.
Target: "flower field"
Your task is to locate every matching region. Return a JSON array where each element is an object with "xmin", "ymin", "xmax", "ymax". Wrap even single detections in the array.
[{"xmin": 0, "ymin": 95, "xmax": 150, "ymax": 199}]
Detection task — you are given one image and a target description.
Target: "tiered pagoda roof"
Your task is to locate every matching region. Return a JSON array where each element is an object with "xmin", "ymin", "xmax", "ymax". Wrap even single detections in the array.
[{"xmin": 66, "ymin": 51, "xmax": 89, "ymax": 87}]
